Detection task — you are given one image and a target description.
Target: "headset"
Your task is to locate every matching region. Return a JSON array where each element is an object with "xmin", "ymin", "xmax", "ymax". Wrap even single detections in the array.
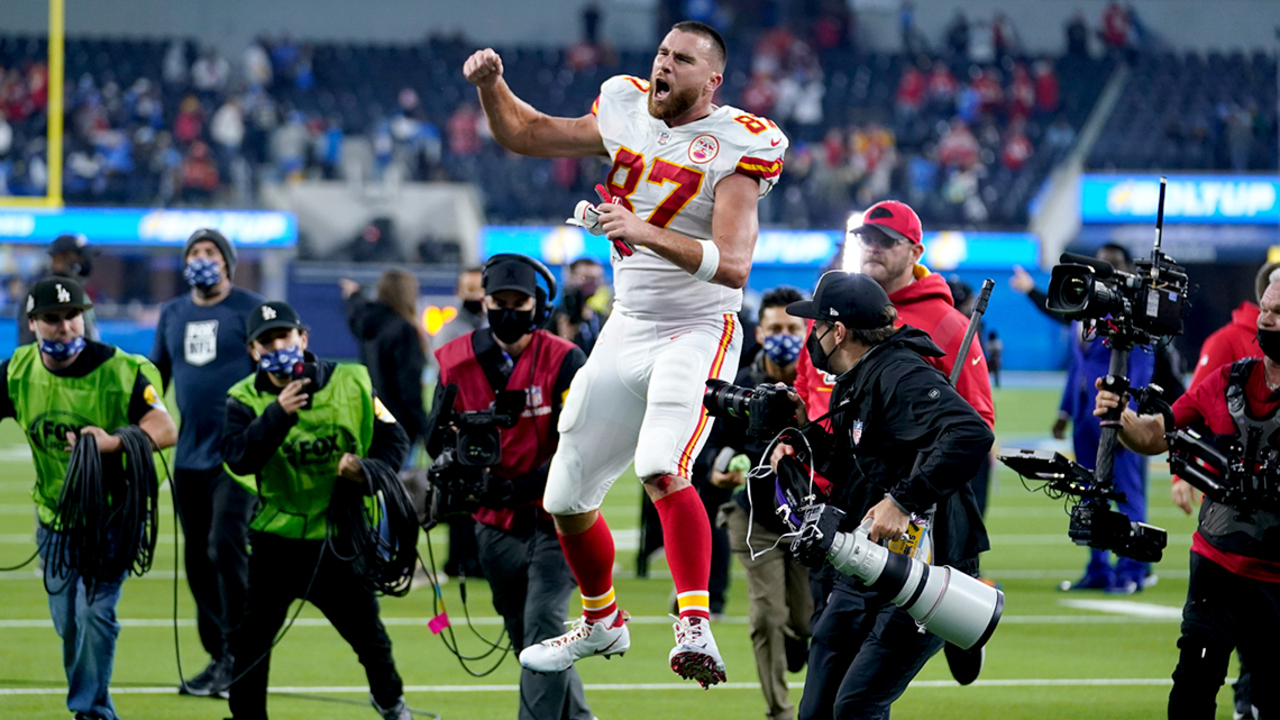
[{"xmin": 482, "ymin": 253, "xmax": 558, "ymax": 326}]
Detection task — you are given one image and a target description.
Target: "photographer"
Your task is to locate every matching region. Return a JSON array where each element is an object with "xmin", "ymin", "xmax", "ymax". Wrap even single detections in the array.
[
  {"xmin": 1093, "ymin": 280, "xmax": 1280, "ymax": 720},
  {"xmin": 430, "ymin": 254, "xmax": 591, "ymax": 720},
  {"xmin": 222, "ymin": 301, "xmax": 414, "ymax": 720},
  {"xmin": 706, "ymin": 286, "xmax": 813, "ymax": 720},
  {"xmin": 772, "ymin": 272, "xmax": 993, "ymax": 720},
  {"xmin": 551, "ymin": 257, "xmax": 609, "ymax": 356}
]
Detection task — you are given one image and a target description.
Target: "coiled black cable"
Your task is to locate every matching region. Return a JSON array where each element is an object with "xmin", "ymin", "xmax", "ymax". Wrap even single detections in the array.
[
  {"xmin": 45, "ymin": 426, "xmax": 160, "ymax": 594},
  {"xmin": 326, "ymin": 457, "xmax": 420, "ymax": 597}
]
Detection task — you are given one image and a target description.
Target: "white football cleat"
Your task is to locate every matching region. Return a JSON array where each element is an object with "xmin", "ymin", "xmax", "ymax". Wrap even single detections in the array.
[
  {"xmin": 669, "ymin": 615, "xmax": 727, "ymax": 688},
  {"xmin": 519, "ymin": 612, "xmax": 630, "ymax": 673}
]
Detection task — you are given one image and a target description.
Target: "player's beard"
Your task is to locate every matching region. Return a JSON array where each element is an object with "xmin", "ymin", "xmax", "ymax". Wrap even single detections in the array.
[{"xmin": 648, "ymin": 80, "xmax": 699, "ymax": 121}]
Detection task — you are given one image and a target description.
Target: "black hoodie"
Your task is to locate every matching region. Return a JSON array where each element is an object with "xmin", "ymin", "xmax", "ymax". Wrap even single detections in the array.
[
  {"xmin": 345, "ymin": 294, "xmax": 430, "ymax": 444},
  {"xmin": 798, "ymin": 325, "xmax": 993, "ymax": 566}
]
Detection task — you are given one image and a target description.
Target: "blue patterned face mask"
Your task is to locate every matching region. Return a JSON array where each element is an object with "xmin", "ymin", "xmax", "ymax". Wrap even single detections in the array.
[
  {"xmin": 258, "ymin": 345, "xmax": 304, "ymax": 378},
  {"xmin": 762, "ymin": 333, "xmax": 803, "ymax": 366},
  {"xmin": 183, "ymin": 258, "xmax": 223, "ymax": 290},
  {"xmin": 40, "ymin": 335, "xmax": 86, "ymax": 362}
]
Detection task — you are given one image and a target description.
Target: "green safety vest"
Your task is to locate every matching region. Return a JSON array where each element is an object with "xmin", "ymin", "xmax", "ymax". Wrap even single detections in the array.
[
  {"xmin": 6, "ymin": 344, "xmax": 164, "ymax": 527},
  {"xmin": 226, "ymin": 363, "xmax": 375, "ymax": 540}
]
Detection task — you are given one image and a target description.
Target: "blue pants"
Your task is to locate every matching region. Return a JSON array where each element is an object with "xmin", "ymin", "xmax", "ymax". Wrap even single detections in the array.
[
  {"xmin": 36, "ymin": 524, "xmax": 126, "ymax": 720},
  {"xmin": 1074, "ymin": 420, "xmax": 1149, "ymax": 585}
]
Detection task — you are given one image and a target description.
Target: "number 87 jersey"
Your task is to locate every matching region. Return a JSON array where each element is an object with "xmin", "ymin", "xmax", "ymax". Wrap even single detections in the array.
[{"xmin": 593, "ymin": 75, "xmax": 789, "ymax": 320}]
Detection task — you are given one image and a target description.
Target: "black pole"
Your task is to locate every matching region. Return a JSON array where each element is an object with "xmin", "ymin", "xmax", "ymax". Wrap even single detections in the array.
[
  {"xmin": 949, "ymin": 278, "xmax": 995, "ymax": 387},
  {"xmin": 1093, "ymin": 345, "xmax": 1131, "ymax": 491}
]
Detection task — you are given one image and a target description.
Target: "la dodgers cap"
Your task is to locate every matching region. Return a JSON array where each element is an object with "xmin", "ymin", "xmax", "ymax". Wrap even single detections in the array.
[
  {"xmin": 786, "ymin": 271, "xmax": 895, "ymax": 330},
  {"xmin": 245, "ymin": 301, "xmax": 307, "ymax": 343},
  {"xmin": 26, "ymin": 277, "xmax": 93, "ymax": 317}
]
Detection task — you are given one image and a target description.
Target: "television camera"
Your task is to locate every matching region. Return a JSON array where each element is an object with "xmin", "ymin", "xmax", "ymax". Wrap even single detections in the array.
[
  {"xmin": 998, "ymin": 177, "xmax": 1190, "ymax": 562},
  {"xmin": 421, "ymin": 383, "xmax": 526, "ymax": 528}
]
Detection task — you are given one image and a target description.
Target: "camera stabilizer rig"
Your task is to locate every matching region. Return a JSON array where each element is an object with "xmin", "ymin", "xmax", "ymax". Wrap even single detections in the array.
[
  {"xmin": 1163, "ymin": 415, "xmax": 1280, "ymax": 516},
  {"xmin": 422, "ymin": 383, "xmax": 527, "ymax": 529},
  {"xmin": 999, "ymin": 177, "xmax": 1189, "ymax": 562}
]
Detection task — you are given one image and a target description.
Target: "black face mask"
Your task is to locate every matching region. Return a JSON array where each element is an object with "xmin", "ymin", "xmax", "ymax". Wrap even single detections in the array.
[
  {"xmin": 806, "ymin": 324, "xmax": 835, "ymax": 374},
  {"xmin": 489, "ymin": 307, "xmax": 535, "ymax": 344},
  {"xmin": 462, "ymin": 299, "xmax": 484, "ymax": 315},
  {"xmin": 1258, "ymin": 328, "xmax": 1280, "ymax": 363}
]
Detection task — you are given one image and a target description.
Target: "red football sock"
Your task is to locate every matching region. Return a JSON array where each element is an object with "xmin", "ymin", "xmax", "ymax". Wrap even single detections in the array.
[
  {"xmin": 558, "ymin": 513, "xmax": 617, "ymax": 623},
  {"xmin": 654, "ymin": 483, "xmax": 711, "ymax": 621}
]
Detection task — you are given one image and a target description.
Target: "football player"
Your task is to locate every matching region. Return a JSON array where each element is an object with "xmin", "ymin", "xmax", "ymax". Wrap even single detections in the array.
[{"xmin": 463, "ymin": 20, "xmax": 787, "ymax": 687}]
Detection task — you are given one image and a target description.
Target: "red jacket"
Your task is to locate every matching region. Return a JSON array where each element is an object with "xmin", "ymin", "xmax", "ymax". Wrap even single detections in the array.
[
  {"xmin": 1189, "ymin": 302, "xmax": 1261, "ymax": 389},
  {"xmin": 435, "ymin": 329, "xmax": 577, "ymax": 531},
  {"xmin": 795, "ymin": 266, "xmax": 996, "ymax": 428}
]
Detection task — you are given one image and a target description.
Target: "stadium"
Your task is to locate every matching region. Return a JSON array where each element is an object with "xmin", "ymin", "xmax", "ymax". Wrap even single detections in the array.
[{"xmin": 0, "ymin": 1, "xmax": 1278, "ymax": 719}]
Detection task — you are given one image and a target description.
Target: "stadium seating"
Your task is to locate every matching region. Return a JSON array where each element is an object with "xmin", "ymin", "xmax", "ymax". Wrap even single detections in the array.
[
  {"xmin": 3, "ymin": 33, "xmax": 1270, "ymax": 230},
  {"xmin": 1089, "ymin": 50, "xmax": 1278, "ymax": 171}
]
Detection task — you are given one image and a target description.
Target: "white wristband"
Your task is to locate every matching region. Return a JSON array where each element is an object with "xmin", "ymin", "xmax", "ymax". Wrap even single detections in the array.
[{"xmin": 693, "ymin": 239, "xmax": 719, "ymax": 282}]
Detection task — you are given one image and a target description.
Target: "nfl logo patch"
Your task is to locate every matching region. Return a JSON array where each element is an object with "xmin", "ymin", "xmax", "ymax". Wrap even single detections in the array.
[
  {"xmin": 526, "ymin": 385, "xmax": 544, "ymax": 409},
  {"xmin": 851, "ymin": 420, "xmax": 864, "ymax": 445},
  {"xmin": 657, "ymin": 131, "xmax": 671, "ymax": 145}
]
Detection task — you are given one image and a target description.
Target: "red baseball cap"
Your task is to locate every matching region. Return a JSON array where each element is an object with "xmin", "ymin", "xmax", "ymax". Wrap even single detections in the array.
[{"xmin": 853, "ymin": 200, "xmax": 923, "ymax": 245}]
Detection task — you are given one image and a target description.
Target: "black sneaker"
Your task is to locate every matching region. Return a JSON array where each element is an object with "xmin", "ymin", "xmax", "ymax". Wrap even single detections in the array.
[
  {"xmin": 785, "ymin": 635, "xmax": 808, "ymax": 673},
  {"xmin": 944, "ymin": 642, "xmax": 985, "ymax": 686},
  {"xmin": 371, "ymin": 694, "xmax": 412, "ymax": 720},
  {"xmin": 181, "ymin": 655, "xmax": 232, "ymax": 698}
]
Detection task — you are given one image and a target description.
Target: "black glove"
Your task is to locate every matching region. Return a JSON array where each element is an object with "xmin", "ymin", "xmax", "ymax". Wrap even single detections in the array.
[{"xmin": 790, "ymin": 503, "xmax": 847, "ymax": 568}]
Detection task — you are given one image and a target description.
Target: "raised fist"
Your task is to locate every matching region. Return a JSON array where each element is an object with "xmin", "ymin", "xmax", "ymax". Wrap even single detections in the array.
[{"xmin": 463, "ymin": 48, "xmax": 504, "ymax": 89}]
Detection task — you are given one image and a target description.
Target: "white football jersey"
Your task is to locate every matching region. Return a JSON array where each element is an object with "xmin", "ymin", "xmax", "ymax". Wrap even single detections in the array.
[{"xmin": 593, "ymin": 75, "xmax": 788, "ymax": 320}]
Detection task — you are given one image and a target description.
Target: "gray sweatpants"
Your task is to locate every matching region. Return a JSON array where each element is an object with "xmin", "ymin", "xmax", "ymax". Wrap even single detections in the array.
[{"xmin": 475, "ymin": 520, "xmax": 593, "ymax": 720}]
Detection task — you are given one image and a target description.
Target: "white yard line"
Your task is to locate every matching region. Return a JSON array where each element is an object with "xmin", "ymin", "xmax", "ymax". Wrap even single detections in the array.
[{"xmin": 1059, "ymin": 599, "xmax": 1183, "ymax": 618}]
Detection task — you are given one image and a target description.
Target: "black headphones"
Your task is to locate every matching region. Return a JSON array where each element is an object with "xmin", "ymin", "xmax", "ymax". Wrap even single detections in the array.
[{"xmin": 482, "ymin": 253, "xmax": 558, "ymax": 326}]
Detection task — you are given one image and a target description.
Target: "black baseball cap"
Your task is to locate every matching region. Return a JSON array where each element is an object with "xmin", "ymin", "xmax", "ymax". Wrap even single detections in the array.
[
  {"xmin": 786, "ymin": 271, "xmax": 895, "ymax": 330},
  {"xmin": 26, "ymin": 276, "xmax": 93, "ymax": 317},
  {"xmin": 482, "ymin": 257, "xmax": 538, "ymax": 297},
  {"xmin": 245, "ymin": 301, "xmax": 307, "ymax": 343},
  {"xmin": 48, "ymin": 233, "xmax": 91, "ymax": 256}
]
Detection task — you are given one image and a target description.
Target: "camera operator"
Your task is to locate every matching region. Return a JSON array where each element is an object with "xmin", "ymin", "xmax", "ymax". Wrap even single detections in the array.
[
  {"xmin": 1093, "ymin": 279, "xmax": 1280, "ymax": 720},
  {"xmin": 705, "ymin": 286, "xmax": 813, "ymax": 720},
  {"xmin": 773, "ymin": 272, "xmax": 993, "ymax": 720},
  {"xmin": 430, "ymin": 254, "xmax": 592, "ymax": 720}
]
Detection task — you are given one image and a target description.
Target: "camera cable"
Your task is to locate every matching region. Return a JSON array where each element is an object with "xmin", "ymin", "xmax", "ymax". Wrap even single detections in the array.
[
  {"xmin": 418, "ymin": 531, "xmax": 512, "ymax": 677},
  {"xmin": 327, "ymin": 457, "xmax": 420, "ymax": 597},
  {"xmin": 45, "ymin": 426, "xmax": 161, "ymax": 599}
]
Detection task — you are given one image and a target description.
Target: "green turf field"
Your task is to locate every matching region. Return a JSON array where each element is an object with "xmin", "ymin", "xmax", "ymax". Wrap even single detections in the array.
[{"xmin": 0, "ymin": 385, "xmax": 1246, "ymax": 719}]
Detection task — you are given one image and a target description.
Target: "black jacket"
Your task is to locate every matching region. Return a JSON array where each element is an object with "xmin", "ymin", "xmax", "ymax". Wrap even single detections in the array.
[
  {"xmin": 797, "ymin": 326, "xmax": 993, "ymax": 566},
  {"xmin": 222, "ymin": 355, "xmax": 411, "ymax": 477},
  {"xmin": 344, "ymin": 295, "xmax": 430, "ymax": 444}
]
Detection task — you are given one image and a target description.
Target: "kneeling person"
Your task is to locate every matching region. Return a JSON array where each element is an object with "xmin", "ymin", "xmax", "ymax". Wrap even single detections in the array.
[
  {"xmin": 222, "ymin": 301, "xmax": 412, "ymax": 720},
  {"xmin": 431, "ymin": 254, "xmax": 591, "ymax": 720}
]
